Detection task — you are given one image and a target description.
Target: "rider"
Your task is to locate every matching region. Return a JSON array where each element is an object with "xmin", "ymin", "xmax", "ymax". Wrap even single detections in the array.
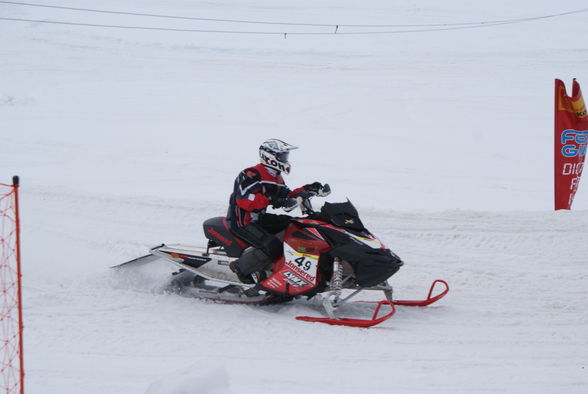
[{"xmin": 227, "ymin": 138, "xmax": 323, "ymax": 283}]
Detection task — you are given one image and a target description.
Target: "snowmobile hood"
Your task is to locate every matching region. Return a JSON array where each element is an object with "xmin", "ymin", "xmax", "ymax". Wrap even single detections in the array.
[{"xmin": 320, "ymin": 200, "xmax": 366, "ymax": 232}]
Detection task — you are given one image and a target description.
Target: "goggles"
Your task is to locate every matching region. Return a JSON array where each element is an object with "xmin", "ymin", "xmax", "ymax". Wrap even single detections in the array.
[{"xmin": 274, "ymin": 151, "xmax": 290, "ymax": 163}]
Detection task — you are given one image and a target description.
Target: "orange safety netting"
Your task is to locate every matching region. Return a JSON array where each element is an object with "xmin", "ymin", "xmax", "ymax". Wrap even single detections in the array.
[{"xmin": 0, "ymin": 179, "xmax": 23, "ymax": 394}]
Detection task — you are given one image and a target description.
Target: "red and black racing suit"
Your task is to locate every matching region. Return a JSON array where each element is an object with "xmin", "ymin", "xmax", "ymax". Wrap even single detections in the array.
[{"xmin": 226, "ymin": 163, "xmax": 305, "ymax": 261}]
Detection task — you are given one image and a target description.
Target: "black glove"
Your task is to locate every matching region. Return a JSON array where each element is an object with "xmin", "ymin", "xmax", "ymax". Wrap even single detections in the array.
[
  {"xmin": 273, "ymin": 198, "xmax": 298, "ymax": 211},
  {"xmin": 317, "ymin": 183, "xmax": 331, "ymax": 196},
  {"xmin": 304, "ymin": 182, "xmax": 323, "ymax": 193}
]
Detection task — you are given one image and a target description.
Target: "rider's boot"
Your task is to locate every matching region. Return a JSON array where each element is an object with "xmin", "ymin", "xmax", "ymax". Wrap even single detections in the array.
[{"xmin": 229, "ymin": 260, "xmax": 255, "ymax": 284}]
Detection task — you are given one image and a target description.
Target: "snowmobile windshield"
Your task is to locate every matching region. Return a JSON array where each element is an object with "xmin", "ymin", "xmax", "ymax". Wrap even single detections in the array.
[
  {"xmin": 320, "ymin": 200, "xmax": 366, "ymax": 232},
  {"xmin": 274, "ymin": 151, "xmax": 289, "ymax": 163}
]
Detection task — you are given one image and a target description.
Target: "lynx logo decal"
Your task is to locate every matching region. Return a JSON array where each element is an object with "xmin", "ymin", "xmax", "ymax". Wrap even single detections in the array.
[{"xmin": 282, "ymin": 271, "xmax": 310, "ymax": 288}]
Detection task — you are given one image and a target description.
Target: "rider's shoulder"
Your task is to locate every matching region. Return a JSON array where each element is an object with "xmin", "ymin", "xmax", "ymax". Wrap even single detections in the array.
[
  {"xmin": 240, "ymin": 164, "xmax": 263, "ymax": 179},
  {"xmin": 244, "ymin": 164, "xmax": 281, "ymax": 182}
]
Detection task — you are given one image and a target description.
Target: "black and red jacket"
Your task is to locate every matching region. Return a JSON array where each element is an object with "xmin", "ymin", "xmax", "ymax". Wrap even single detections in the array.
[{"xmin": 226, "ymin": 164, "xmax": 304, "ymax": 230}]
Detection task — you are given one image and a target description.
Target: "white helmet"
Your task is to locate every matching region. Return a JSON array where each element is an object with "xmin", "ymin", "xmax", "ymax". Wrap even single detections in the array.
[{"xmin": 259, "ymin": 139, "xmax": 298, "ymax": 174}]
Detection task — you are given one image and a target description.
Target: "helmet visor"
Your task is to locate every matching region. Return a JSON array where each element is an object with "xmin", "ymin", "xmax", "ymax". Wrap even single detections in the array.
[{"xmin": 275, "ymin": 151, "xmax": 290, "ymax": 163}]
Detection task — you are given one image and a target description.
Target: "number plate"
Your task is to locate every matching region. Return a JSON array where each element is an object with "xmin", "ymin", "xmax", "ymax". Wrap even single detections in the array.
[{"xmin": 283, "ymin": 243, "xmax": 319, "ymax": 285}]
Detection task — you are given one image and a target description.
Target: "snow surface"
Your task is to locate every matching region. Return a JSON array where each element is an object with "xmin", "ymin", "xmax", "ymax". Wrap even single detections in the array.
[{"xmin": 1, "ymin": 0, "xmax": 588, "ymax": 393}]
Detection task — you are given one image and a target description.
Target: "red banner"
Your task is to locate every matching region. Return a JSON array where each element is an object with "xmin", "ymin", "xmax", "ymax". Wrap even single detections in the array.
[{"xmin": 554, "ymin": 79, "xmax": 588, "ymax": 210}]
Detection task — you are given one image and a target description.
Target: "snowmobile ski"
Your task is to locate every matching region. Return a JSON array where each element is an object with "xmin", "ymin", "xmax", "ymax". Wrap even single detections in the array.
[
  {"xmin": 393, "ymin": 279, "xmax": 449, "ymax": 307},
  {"xmin": 296, "ymin": 300, "xmax": 396, "ymax": 328}
]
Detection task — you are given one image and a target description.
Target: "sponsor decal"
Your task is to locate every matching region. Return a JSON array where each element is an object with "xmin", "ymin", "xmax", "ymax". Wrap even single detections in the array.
[
  {"xmin": 264, "ymin": 277, "xmax": 282, "ymax": 289},
  {"xmin": 561, "ymin": 129, "xmax": 588, "ymax": 158},
  {"xmin": 261, "ymin": 153, "xmax": 289, "ymax": 173},
  {"xmin": 557, "ymin": 85, "xmax": 588, "ymax": 117},
  {"xmin": 284, "ymin": 260, "xmax": 317, "ymax": 284},
  {"xmin": 167, "ymin": 252, "xmax": 211, "ymax": 267},
  {"xmin": 561, "ymin": 162, "xmax": 584, "ymax": 177},
  {"xmin": 282, "ymin": 271, "xmax": 310, "ymax": 288},
  {"xmin": 170, "ymin": 253, "xmax": 209, "ymax": 261}
]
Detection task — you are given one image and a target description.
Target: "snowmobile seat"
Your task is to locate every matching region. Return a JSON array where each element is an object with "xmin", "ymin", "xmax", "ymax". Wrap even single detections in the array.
[{"xmin": 203, "ymin": 217, "xmax": 248, "ymax": 257}]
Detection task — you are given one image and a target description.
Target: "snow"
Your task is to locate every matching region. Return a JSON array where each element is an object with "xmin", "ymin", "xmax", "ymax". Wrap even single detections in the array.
[
  {"xmin": 146, "ymin": 365, "xmax": 232, "ymax": 394},
  {"xmin": 1, "ymin": 0, "xmax": 588, "ymax": 392}
]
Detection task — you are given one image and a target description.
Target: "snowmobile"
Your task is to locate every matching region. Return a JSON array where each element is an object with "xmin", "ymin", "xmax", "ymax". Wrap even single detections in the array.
[{"xmin": 115, "ymin": 186, "xmax": 448, "ymax": 327}]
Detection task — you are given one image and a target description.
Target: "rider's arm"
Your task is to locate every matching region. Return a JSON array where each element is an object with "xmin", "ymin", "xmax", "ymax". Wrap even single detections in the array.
[
  {"xmin": 234, "ymin": 169, "xmax": 270, "ymax": 211},
  {"xmin": 287, "ymin": 186, "xmax": 306, "ymax": 198},
  {"xmin": 286, "ymin": 182, "xmax": 324, "ymax": 198}
]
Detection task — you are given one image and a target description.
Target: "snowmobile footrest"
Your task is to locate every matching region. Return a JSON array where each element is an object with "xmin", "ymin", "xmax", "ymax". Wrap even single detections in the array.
[{"xmin": 217, "ymin": 284, "xmax": 238, "ymax": 293}]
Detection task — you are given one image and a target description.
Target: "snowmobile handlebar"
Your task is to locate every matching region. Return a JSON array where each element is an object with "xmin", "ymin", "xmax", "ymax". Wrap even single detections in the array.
[
  {"xmin": 317, "ymin": 183, "xmax": 331, "ymax": 197},
  {"xmin": 284, "ymin": 183, "xmax": 331, "ymax": 215}
]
